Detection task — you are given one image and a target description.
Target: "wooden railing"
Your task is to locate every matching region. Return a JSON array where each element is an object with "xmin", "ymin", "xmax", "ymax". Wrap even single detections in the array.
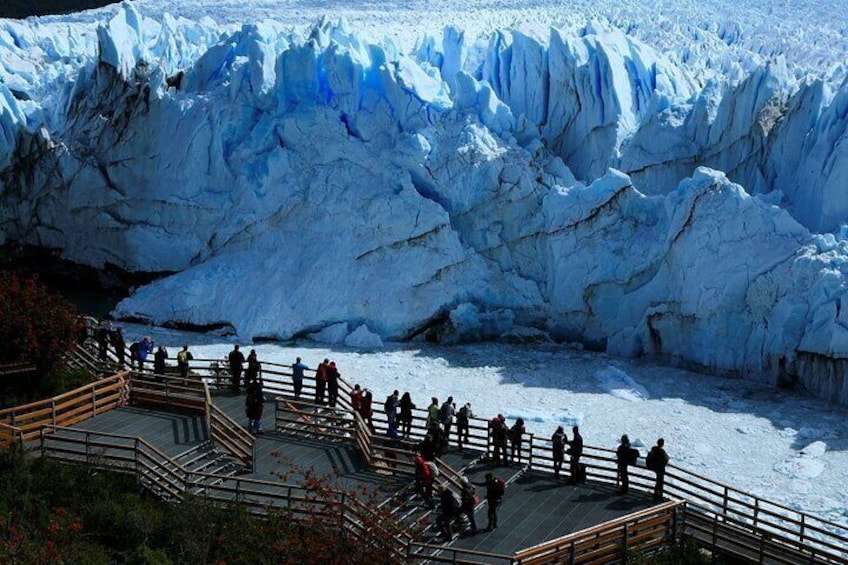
[
  {"xmin": 513, "ymin": 500, "xmax": 685, "ymax": 565},
  {"xmin": 39, "ymin": 424, "xmax": 408, "ymax": 563},
  {"xmin": 0, "ymin": 372, "xmax": 129, "ymax": 448},
  {"xmin": 42, "ymin": 348, "xmax": 847, "ymax": 565},
  {"xmin": 128, "ymin": 372, "xmax": 207, "ymax": 414},
  {"xmin": 208, "ymin": 402, "xmax": 254, "ymax": 470},
  {"xmin": 40, "ymin": 425, "xmax": 189, "ymax": 500}
]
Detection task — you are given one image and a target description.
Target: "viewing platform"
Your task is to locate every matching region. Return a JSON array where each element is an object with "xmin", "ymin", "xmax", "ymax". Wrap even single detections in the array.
[{"xmin": 1, "ymin": 339, "xmax": 846, "ymax": 564}]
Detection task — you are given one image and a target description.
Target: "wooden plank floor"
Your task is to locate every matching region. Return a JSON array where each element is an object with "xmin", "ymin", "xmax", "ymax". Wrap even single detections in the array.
[
  {"xmin": 450, "ymin": 461, "xmax": 656, "ymax": 555},
  {"xmin": 71, "ymin": 405, "xmax": 208, "ymax": 458},
  {"xmin": 69, "ymin": 397, "xmax": 659, "ymax": 558}
]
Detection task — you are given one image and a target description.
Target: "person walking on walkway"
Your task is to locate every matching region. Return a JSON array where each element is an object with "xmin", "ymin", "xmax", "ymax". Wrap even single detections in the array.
[
  {"xmin": 399, "ymin": 392, "xmax": 415, "ymax": 438},
  {"xmin": 314, "ymin": 358, "xmax": 329, "ymax": 405},
  {"xmin": 176, "ymin": 345, "xmax": 193, "ymax": 379},
  {"xmin": 459, "ymin": 476, "xmax": 478, "ymax": 534},
  {"xmin": 291, "ymin": 357, "xmax": 307, "ymax": 400},
  {"xmin": 436, "ymin": 484, "xmax": 460, "ymax": 541},
  {"xmin": 616, "ymin": 434, "xmax": 635, "ymax": 494},
  {"xmin": 551, "ymin": 425, "xmax": 566, "ymax": 479},
  {"xmin": 568, "ymin": 425, "xmax": 584, "ymax": 484},
  {"xmin": 245, "ymin": 376, "xmax": 264, "ymax": 434},
  {"xmin": 414, "ymin": 453, "xmax": 435, "ymax": 508},
  {"xmin": 647, "ymin": 438, "xmax": 670, "ymax": 501},
  {"xmin": 228, "ymin": 345, "xmax": 245, "ymax": 393},
  {"xmin": 456, "ymin": 402, "xmax": 472, "ymax": 450},
  {"xmin": 483, "ymin": 472, "xmax": 505, "ymax": 531}
]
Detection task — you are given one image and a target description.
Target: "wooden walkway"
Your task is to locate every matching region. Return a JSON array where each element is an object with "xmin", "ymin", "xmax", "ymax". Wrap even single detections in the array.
[
  {"xmin": 6, "ymin": 340, "xmax": 846, "ymax": 565},
  {"xmin": 66, "ymin": 392, "xmax": 659, "ymax": 558}
]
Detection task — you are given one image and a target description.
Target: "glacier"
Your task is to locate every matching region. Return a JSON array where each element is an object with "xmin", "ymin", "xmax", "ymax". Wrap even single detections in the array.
[{"xmin": 2, "ymin": 2, "xmax": 848, "ymax": 403}]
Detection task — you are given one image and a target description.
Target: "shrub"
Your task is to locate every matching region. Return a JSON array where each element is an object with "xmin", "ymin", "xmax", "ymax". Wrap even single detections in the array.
[{"xmin": 0, "ymin": 271, "xmax": 82, "ymax": 398}]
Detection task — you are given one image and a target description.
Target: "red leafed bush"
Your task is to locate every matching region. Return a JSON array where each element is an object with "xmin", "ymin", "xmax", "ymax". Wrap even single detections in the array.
[{"xmin": 0, "ymin": 271, "xmax": 80, "ymax": 384}]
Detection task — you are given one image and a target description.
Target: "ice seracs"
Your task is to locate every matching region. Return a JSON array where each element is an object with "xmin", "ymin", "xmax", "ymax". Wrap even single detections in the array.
[{"xmin": 2, "ymin": 4, "xmax": 848, "ymax": 403}]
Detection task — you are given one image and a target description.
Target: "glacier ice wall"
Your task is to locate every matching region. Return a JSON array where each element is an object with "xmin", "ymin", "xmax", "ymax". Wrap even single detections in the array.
[{"xmin": 2, "ymin": 4, "xmax": 848, "ymax": 402}]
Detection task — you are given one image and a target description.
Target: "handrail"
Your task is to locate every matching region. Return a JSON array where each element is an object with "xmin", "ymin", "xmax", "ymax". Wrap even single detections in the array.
[
  {"xmin": 39, "ymin": 423, "xmax": 409, "ymax": 561},
  {"xmin": 0, "ymin": 372, "xmax": 130, "ymax": 445},
  {"xmin": 26, "ymin": 346, "xmax": 848, "ymax": 563},
  {"xmin": 208, "ymin": 402, "xmax": 254, "ymax": 470},
  {"xmin": 514, "ymin": 500, "xmax": 684, "ymax": 562}
]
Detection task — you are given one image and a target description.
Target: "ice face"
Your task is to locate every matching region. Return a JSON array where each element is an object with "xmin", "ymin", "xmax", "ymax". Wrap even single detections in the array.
[{"xmin": 3, "ymin": 4, "xmax": 848, "ymax": 403}]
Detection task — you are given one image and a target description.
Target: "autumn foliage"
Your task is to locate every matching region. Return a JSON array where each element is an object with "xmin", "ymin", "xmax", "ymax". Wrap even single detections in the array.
[{"xmin": 0, "ymin": 271, "xmax": 80, "ymax": 394}]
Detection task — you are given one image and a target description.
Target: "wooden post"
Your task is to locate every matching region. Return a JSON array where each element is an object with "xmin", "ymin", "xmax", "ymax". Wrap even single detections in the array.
[
  {"xmin": 51, "ymin": 400, "xmax": 56, "ymax": 426},
  {"xmin": 799, "ymin": 514, "xmax": 806, "ymax": 543},
  {"xmin": 528, "ymin": 433, "xmax": 534, "ymax": 469},
  {"xmin": 92, "ymin": 384, "xmax": 97, "ymax": 417},
  {"xmin": 623, "ymin": 523, "xmax": 629, "ymax": 563}
]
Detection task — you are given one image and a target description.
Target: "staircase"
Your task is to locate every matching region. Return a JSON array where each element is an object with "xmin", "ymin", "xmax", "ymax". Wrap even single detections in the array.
[{"xmin": 172, "ymin": 441, "xmax": 245, "ymax": 496}]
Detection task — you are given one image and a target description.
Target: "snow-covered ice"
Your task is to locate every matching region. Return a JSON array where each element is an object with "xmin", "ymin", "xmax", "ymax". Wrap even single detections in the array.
[{"xmin": 2, "ymin": 2, "xmax": 848, "ymax": 403}]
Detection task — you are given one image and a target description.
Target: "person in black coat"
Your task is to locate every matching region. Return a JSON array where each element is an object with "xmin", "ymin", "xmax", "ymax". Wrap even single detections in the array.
[
  {"xmin": 245, "ymin": 378, "xmax": 264, "ymax": 434},
  {"xmin": 648, "ymin": 438, "xmax": 670, "ymax": 501},
  {"xmin": 228, "ymin": 345, "xmax": 245, "ymax": 393},
  {"xmin": 567, "ymin": 425, "xmax": 584, "ymax": 484},
  {"xmin": 616, "ymin": 434, "xmax": 633, "ymax": 494},
  {"xmin": 153, "ymin": 345, "xmax": 168, "ymax": 377},
  {"xmin": 436, "ymin": 485, "xmax": 460, "ymax": 540},
  {"xmin": 399, "ymin": 392, "xmax": 415, "ymax": 438}
]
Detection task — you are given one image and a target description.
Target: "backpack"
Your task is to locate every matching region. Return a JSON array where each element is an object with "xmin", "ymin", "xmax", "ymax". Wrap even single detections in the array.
[
  {"xmin": 177, "ymin": 350, "xmax": 188, "ymax": 364},
  {"xmin": 492, "ymin": 477, "xmax": 506, "ymax": 498},
  {"xmin": 383, "ymin": 395, "xmax": 394, "ymax": 414},
  {"xmin": 426, "ymin": 461, "xmax": 440, "ymax": 478},
  {"xmin": 646, "ymin": 448, "xmax": 657, "ymax": 470},
  {"xmin": 628, "ymin": 447, "xmax": 639, "ymax": 466},
  {"xmin": 129, "ymin": 342, "xmax": 140, "ymax": 357}
]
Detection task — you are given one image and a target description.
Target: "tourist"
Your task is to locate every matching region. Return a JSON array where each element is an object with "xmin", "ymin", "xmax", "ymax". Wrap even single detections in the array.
[
  {"xmin": 291, "ymin": 357, "xmax": 307, "ymax": 400},
  {"xmin": 228, "ymin": 344, "xmax": 245, "ymax": 393},
  {"xmin": 616, "ymin": 434, "xmax": 635, "ymax": 494},
  {"xmin": 398, "ymin": 392, "xmax": 415, "ymax": 438},
  {"xmin": 153, "ymin": 345, "xmax": 168, "ymax": 377},
  {"xmin": 351, "ymin": 384, "xmax": 364, "ymax": 413},
  {"xmin": 567, "ymin": 426, "xmax": 584, "ymax": 484},
  {"xmin": 111, "ymin": 327, "xmax": 126, "ymax": 367},
  {"xmin": 361, "ymin": 389, "xmax": 374, "ymax": 432},
  {"xmin": 551, "ymin": 425, "xmax": 566, "ymax": 479},
  {"xmin": 483, "ymin": 472, "xmax": 505, "ymax": 531},
  {"xmin": 455, "ymin": 402, "xmax": 472, "ymax": 450},
  {"xmin": 490, "ymin": 414, "xmax": 508, "ymax": 466},
  {"xmin": 384, "ymin": 390, "xmax": 399, "ymax": 427},
  {"xmin": 459, "ymin": 476, "xmax": 478, "ymax": 534},
  {"xmin": 436, "ymin": 484, "xmax": 460, "ymax": 541},
  {"xmin": 245, "ymin": 349, "xmax": 262, "ymax": 385},
  {"xmin": 413, "ymin": 453, "xmax": 435, "ymax": 508},
  {"xmin": 426, "ymin": 397, "xmax": 440, "ymax": 427},
  {"xmin": 245, "ymin": 376, "xmax": 264, "ymax": 434},
  {"xmin": 509, "ymin": 417, "xmax": 526, "ymax": 464},
  {"xmin": 326, "ymin": 361, "xmax": 340, "ymax": 408},
  {"xmin": 647, "ymin": 438, "xmax": 670, "ymax": 501},
  {"xmin": 176, "ymin": 345, "xmax": 193, "ymax": 379},
  {"xmin": 314, "ymin": 358, "xmax": 329, "ymax": 405},
  {"xmin": 439, "ymin": 396, "xmax": 455, "ymax": 444}
]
